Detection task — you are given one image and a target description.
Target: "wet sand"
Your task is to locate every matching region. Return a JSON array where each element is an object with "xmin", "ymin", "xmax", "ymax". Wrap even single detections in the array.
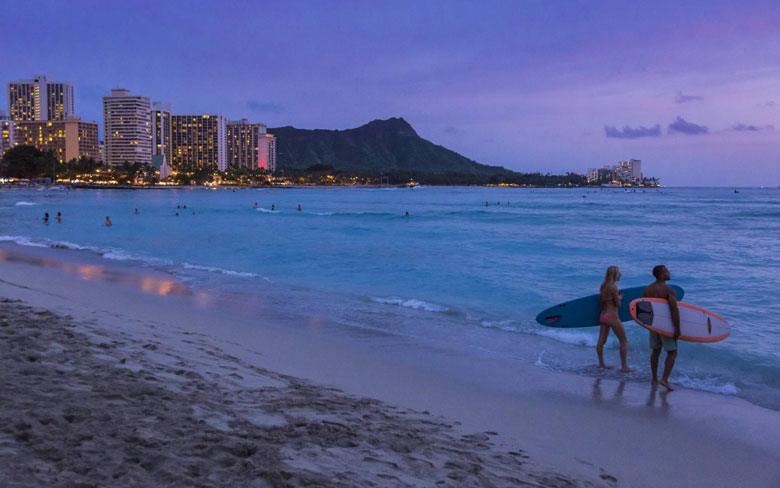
[{"xmin": 1, "ymin": 243, "xmax": 779, "ymax": 487}]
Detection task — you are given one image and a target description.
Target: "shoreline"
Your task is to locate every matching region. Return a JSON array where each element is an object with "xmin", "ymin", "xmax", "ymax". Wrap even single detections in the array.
[{"xmin": 0, "ymin": 243, "xmax": 778, "ymax": 486}]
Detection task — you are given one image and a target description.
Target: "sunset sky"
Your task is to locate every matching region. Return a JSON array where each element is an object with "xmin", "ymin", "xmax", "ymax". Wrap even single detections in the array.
[{"xmin": 2, "ymin": 0, "xmax": 778, "ymax": 185}]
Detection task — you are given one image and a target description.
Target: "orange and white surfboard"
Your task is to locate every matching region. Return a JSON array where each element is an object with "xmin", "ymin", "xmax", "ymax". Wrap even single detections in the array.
[{"xmin": 629, "ymin": 298, "xmax": 730, "ymax": 343}]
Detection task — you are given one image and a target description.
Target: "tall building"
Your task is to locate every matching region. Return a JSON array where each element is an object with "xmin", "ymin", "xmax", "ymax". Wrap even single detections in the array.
[
  {"xmin": 151, "ymin": 102, "xmax": 172, "ymax": 165},
  {"xmin": 615, "ymin": 159, "xmax": 642, "ymax": 183},
  {"xmin": 7, "ymin": 75, "xmax": 74, "ymax": 122},
  {"xmin": 46, "ymin": 82, "xmax": 75, "ymax": 121},
  {"xmin": 226, "ymin": 119, "xmax": 267, "ymax": 169},
  {"xmin": 171, "ymin": 114, "xmax": 227, "ymax": 171},
  {"xmin": 103, "ymin": 89, "xmax": 152, "ymax": 165},
  {"xmin": 14, "ymin": 118, "xmax": 99, "ymax": 163},
  {"xmin": 0, "ymin": 112, "xmax": 14, "ymax": 156},
  {"xmin": 260, "ymin": 133, "xmax": 276, "ymax": 173}
]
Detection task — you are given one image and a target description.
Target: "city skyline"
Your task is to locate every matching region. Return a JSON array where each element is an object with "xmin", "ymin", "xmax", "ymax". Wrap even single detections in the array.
[{"xmin": 1, "ymin": 1, "xmax": 779, "ymax": 185}]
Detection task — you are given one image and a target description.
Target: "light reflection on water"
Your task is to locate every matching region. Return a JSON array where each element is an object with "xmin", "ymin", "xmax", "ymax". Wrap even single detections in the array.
[{"xmin": 0, "ymin": 248, "xmax": 190, "ymax": 297}]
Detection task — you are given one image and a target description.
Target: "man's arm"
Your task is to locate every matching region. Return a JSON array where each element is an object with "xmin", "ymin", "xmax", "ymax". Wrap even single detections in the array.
[{"xmin": 667, "ymin": 288, "xmax": 681, "ymax": 339}]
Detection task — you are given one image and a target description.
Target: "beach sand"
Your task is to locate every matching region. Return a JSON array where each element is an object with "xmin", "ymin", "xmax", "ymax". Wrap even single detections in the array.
[
  {"xmin": 0, "ymin": 293, "xmax": 606, "ymax": 485},
  {"xmin": 0, "ymin": 243, "xmax": 779, "ymax": 487}
]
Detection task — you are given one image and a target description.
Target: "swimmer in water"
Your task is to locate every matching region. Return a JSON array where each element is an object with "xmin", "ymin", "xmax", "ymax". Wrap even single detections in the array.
[
  {"xmin": 297, "ymin": 204, "xmax": 302, "ymax": 212},
  {"xmin": 104, "ymin": 216, "xmax": 112, "ymax": 227},
  {"xmin": 56, "ymin": 211, "xmax": 62, "ymax": 223},
  {"xmin": 43, "ymin": 212, "xmax": 49, "ymax": 224}
]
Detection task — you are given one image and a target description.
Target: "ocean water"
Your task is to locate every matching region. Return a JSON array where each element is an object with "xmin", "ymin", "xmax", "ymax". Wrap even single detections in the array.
[{"xmin": 1, "ymin": 186, "xmax": 779, "ymax": 409}]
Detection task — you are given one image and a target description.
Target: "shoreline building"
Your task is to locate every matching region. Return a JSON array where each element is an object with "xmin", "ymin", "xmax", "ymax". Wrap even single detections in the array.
[
  {"xmin": 171, "ymin": 114, "xmax": 227, "ymax": 171},
  {"xmin": 151, "ymin": 102, "xmax": 172, "ymax": 165},
  {"xmin": 261, "ymin": 133, "xmax": 277, "ymax": 173},
  {"xmin": 1, "ymin": 112, "xmax": 14, "ymax": 156},
  {"xmin": 103, "ymin": 89, "xmax": 152, "ymax": 166},
  {"xmin": 615, "ymin": 159, "xmax": 641, "ymax": 183},
  {"xmin": 7, "ymin": 75, "xmax": 74, "ymax": 122},
  {"xmin": 226, "ymin": 119, "xmax": 276, "ymax": 171},
  {"xmin": 14, "ymin": 118, "xmax": 99, "ymax": 163},
  {"xmin": 587, "ymin": 159, "xmax": 642, "ymax": 185}
]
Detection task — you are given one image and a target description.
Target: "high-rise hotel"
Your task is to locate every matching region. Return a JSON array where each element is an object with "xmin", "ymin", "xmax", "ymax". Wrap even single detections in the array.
[
  {"xmin": 7, "ymin": 75, "xmax": 74, "ymax": 122},
  {"xmin": 13, "ymin": 118, "xmax": 99, "ymax": 163},
  {"xmin": 226, "ymin": 119, "xmax": 276, "ymax": 172},
  {"xmin": 0, "ymin": 112, "xmax": 14, "ymax": 156},
  {"xmin": 103, "ymin": 89, "xmax": 152, "ymax": 166},
  {"xmin": 171, "ymin": 115, "xmax": 227, "ymax": 171},
  {"xmin": 4, "ymin": 75, "xmax": 97, "ymax": 162},
  {"xmin": 151, "ymin": 102, "xmax": 172, "ymax": 165}
]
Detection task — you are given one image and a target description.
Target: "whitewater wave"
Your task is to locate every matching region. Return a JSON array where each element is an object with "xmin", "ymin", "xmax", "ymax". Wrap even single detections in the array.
[
  {"xmin": 102, "ymin": 249, "xmax": 174, "ymax": 266},
  {"xmin": 674, "ymin": 374, "xmax": 740, "ymax": 395},
  {"xmin": 14, "ymin": 201, "xmax": 38, "ymax": 206},
  {"xmin": 479, "ymin": 319, "xmax": 519, "ymax": 332},
  {"xmin": 256, "ymin": 208, "xmax": 279, "ymax": 213},
  {"xmin": 370, "ymin": 296, "xmax": 450, "ymax": 313},
  {"xmin": 533, "ymin": 328, "xmax": 609, "ymax": 348},
  {"xmin": 0, "ymin": 235, "xmax": 49, "ymax": 248},
  {"xmin": 181, "ymin": 262, "xmax": 261, "ymax": 278}
]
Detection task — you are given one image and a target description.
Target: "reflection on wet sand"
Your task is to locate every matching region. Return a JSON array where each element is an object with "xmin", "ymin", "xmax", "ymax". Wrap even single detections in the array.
[
  {"xmin": 646, "ymin": 385, "xmax": 671, "ymax": 413},
  {"xmin": 591, "ymin": 378, "xmax": 626, "ymax": 404},
  {"xmin": 0, "ymin": 248, "xmax": 190, "ymax": 297}
]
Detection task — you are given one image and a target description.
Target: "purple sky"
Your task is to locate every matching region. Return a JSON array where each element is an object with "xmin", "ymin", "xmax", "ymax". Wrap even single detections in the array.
[{"xmin": 2, "ymin": 0, "xmax": 779, "ymax": 185}]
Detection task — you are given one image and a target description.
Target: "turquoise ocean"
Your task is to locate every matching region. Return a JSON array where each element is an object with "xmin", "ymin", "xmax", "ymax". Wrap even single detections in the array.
[{"xmin": 1, "ymin": 186, "xmax": 779, "ymax": 410}]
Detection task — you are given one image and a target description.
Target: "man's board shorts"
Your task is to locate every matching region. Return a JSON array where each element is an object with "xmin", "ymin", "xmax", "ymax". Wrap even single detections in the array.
[{"xmin": 649, "ymin": 331, "xmax": 678, "ymax": 352}]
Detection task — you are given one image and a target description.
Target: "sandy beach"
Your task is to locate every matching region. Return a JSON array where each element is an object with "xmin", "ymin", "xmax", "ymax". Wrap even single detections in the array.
[{"xmin": 1, "ymin": 243, "xmax": 779, "ymax": 487}]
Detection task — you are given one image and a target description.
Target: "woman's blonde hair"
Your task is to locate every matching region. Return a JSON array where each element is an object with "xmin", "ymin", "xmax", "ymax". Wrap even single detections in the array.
[{"xmin": 600, "ymin": 266, "xmax": 620, "ymax": 296}]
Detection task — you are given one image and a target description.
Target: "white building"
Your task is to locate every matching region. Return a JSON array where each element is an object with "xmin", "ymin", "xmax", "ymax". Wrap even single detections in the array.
[
  {"xmin": 615, "ymin": 159, "xmax": 642, "ymax": 183},
  {"xmin": 103, "ymin": 89, "xmax": 152, "ymax": 165}
]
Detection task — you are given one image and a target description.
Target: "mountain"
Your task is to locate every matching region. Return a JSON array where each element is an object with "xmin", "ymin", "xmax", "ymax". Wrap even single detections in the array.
[{"xmin": 269, "ymin": 117, "xmax": 516, "ymax": 178}]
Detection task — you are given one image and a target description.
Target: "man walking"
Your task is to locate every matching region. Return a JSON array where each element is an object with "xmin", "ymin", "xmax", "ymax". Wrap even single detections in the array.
[{"xmin": 644, "ymin": 265, "xmax": 680, "ymax": 391}]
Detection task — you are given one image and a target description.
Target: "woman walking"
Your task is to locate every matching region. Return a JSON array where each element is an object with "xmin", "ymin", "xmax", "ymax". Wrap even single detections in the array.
[{"xmin": 597, "ymin": 266, "xmax": 632, "ymax": 372}]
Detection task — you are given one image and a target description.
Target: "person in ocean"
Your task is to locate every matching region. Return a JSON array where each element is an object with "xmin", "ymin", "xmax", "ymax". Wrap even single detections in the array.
[
  {"xmin": 596, "ymin": 266, "xmax": 631, "ymax": 372},
  {"xmin": 56, "ymin": 211, "xmax": 62, "ymax": 223},
  {"xmin": 297, "ymin": 204, "xmax": 302, "ymax": 212},
  {"xmin": 43, "ymin": 212, "xmax": 49, "ymax": 224},
  {"xmin": 104, "ymin": 216, "xmax": 112, "ymax": 227},
  {"xmin": 644, "ymin": 265, "xmax": 680, "ymax": 391}
]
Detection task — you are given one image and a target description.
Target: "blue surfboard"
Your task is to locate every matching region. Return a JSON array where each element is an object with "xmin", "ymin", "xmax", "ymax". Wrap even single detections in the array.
[{"xmin": 535, "ymin": 285, "xmax": 685, "ymax": 328}]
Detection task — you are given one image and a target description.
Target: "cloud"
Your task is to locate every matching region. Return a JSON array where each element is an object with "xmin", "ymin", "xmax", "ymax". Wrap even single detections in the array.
[
  {"xmin": 443, "ymin": 126, "xmax": 458, "ymax": 134},
  {"xmin": 604, "ymin": 124, "xmax": 662, "ymax": 139},
  {"xmin": 246, "ymin": 100, "xmax": 285, "ymax": 114},
  {"xmin": 675, "ymin": 92, "xmax": 703, "ymax": 103},
  {"xmin": 732, "ymin": 123, "xmax": 774, "ymax": 132},
  {"xmin": 667, "ymin": 116, "xmax": 708, "ymax": 135}
]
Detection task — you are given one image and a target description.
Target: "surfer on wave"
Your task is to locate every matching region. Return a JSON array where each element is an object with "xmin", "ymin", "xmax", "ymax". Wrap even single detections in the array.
[{"xmin": 597, "ymin": 266, "xmax": 632, "ymax": 372}]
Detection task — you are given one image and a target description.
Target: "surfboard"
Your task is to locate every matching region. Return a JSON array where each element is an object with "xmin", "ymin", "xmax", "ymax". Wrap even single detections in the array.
[
  {"xmin": 629, "ymin": 298, "xmax": 729, "ymax": 343},
  {"xmin": 535, "ymin": 285, "xmax": 685, "ymax": 328}
]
